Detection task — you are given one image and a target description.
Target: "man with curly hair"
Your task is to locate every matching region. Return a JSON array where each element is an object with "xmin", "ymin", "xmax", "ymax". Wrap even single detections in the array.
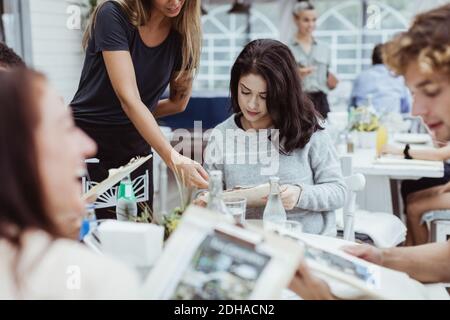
[
  {"xmin": 0, "ymin": 42, "xmax": 24, "ymax": 70},
  {"xmin": 289, "ymin": 4, "xmax": 450, "ymax": 299},
  {"xmin": 378, "ymin": 5, "xmax": 450, "ymax": 246}
]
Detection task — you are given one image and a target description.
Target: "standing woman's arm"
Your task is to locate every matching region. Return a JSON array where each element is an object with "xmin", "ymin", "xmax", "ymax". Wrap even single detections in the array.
[
  {"xmin": 153, "ymin": 70, "xmax": 193, "ymax": 119},
  {"xmin": 103, "ymin": 51, "xmax": 208, "ymax": 188}
]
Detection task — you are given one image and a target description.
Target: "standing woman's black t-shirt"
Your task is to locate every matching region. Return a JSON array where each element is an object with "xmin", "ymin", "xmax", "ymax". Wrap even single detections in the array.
[
  {"xmin": 71, "ymin": 1, "xmax": 183, "ymax": 216},
  {"xmin": 71, "ymin": 1, "xmax": 182, "ymax": 125}
]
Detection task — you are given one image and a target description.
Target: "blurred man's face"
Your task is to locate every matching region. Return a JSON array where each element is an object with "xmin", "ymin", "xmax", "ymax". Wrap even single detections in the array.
[{"xmin": 405, "ymin": 61, "xmax": 450, "ymax": 142}]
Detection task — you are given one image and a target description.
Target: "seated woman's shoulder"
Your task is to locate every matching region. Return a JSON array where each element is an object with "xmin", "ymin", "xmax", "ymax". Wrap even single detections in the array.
[
  {"xmin": 309, "ymin": 127, "xmax": 332, "ymax": 143},
  {"xmin": 208, "ymin": 114, "xmax": 239, "ymax": 139},
  {"xmin": 216, "ymin": 114, "xmax": 238, "ymax": 130}
]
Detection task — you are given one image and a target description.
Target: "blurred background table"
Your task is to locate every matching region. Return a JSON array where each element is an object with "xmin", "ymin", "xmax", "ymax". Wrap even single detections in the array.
[{"xmin": 344, "ymin": 147, "xmax": 444, "ymax": 215}]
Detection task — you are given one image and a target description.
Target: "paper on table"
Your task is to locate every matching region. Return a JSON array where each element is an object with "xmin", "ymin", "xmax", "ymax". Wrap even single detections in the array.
[
  {"xmin": 82, "ymin": 154, "xmax": 152, "ymax": 203},
  {"xmin": 393, "ymin": 133, "xmax": 431, "ymax": 145},
  {"xmin": 374, "ymin": 157, "xmax": 443, "ymax": 168},
  {"xmin": 296, "ymin": 234, "xmax": 430, "ymax": 300},
  {"xmin": 198, "ymin": 183, "xmax": 271, "ymax": 207}
]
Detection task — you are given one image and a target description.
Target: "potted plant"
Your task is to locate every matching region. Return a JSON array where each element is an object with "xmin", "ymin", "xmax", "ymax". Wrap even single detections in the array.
[
  {"xmin": 119, "ymin": 166, "xmax": 196, "ymax": 241},
  {"xmin": 349, "ymin": 107, "xmax": 380, "ymax": 148}
]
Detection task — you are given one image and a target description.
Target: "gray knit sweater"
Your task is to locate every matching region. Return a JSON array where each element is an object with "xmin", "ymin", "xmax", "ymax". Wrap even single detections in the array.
[{"xmin": 203, "ymin": 114, "xmax": 347, "ymax": 236}]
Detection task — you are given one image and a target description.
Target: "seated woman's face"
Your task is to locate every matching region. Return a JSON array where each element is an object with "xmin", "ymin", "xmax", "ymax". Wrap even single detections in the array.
[
  {"xmin": 34, "ymin": 81, "xmax": 96, "ymax": 230},
  {"xmin": 238, "ymin": 73, "xmax": 271, "ymax": 127}
]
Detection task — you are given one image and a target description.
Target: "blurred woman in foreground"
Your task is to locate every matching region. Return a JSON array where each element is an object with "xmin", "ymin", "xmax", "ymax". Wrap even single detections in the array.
[{"xmin": 0, "ymin": 68, "xmax": 139, "ymax": 299}]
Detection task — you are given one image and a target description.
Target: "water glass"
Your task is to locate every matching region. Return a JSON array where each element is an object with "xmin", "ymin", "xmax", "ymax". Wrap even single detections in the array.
[{"xmin": 223, "ymin": 197, "xmax": 247, "ymax": 224}]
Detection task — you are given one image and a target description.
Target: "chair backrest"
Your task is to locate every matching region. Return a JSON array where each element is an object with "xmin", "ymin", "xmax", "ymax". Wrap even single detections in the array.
[
  {"xmin": 422, "ymin": 210, "xmax": 450, "ymax": 243},
  {"xmin": 340, "ymin": 156, "xmax": 366, "ymax": 241},
  {"xmin": 82, "ymin": 170, "xmax": 150, "ymax": 209}
]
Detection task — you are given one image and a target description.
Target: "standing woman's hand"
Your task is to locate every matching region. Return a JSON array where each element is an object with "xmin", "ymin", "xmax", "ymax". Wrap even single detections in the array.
[{"xmin": 170, "ymin": 151, "xmax": 209, "ymax": 189}]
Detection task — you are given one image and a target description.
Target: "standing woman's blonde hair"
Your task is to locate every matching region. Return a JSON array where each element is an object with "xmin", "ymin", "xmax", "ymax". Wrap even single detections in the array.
[{"xmin": 83, "ymin": 0, "xmax": 201, "ymax": 75}]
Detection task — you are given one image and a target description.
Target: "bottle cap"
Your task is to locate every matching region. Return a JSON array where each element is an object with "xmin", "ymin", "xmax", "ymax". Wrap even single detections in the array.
[
  {"xmin": 269, "ymin": 176, "xmax": 280, "ymax": 183},
  {"xmin": 79, "ymin": 219, "xmax": 90, "ymax": 241}
]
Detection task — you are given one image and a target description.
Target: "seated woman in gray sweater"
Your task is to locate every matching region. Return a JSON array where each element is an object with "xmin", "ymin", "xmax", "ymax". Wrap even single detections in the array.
[{"xmin": 200, "ymin": 39, "xmax": 346, "ymax": 236}]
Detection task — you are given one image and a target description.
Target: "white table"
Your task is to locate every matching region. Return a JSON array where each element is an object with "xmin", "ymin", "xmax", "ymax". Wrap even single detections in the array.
[{"xmin": 345, "ymin": 148, "xmax": 444, "ymax": 214}]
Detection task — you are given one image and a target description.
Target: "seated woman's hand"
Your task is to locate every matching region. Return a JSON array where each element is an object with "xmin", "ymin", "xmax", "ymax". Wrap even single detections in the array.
[
  {"xmin": 170, "ymin": 152, "xmax": 209, "ymax": 189},
  {"xmin": 342, "ymin": 244, "xmax": 383, "ymax": 266},
  {"xmin": 192, "ymin": 192, "xmax": 208, "ymax": 207},
  {"xmin": 280, "ymin": 185, "xmax": 301, "ymax": 210},
  {"xmin": 289, "ymin": 262, "xmax": 335, "ymax": 300}
]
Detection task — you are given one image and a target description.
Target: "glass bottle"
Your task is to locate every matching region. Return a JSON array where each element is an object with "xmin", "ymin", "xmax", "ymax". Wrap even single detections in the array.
[
  {"xmin": 207, "ymin": 170, "xmax": 230, "ymax": 215},
  {"xmin": 263, "ymin": 177, "xmax": 287, "ymax": 225},
  {"xmin": 116, "ymin": 175, "xmax": 138, "ymax": 221}
]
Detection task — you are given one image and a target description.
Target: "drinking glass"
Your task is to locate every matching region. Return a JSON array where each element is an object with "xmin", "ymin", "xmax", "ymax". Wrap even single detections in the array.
[{"xmin": 223, "ymin": 197, "xmax": 247, "ymax": 224}]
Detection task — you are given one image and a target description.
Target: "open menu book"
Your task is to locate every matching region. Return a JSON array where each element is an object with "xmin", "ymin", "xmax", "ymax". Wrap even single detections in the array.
[
  {"xmin": 293, "ymin": 234, "xmax": 431, "ymax": 300},
  {"xmin": 141, "ymin": 206, "xmax": 303, "ymax": 300},
  {"xmin": 141, "ymin": 206, "xmax": 431, "ymax": 300},
  {"xmin": 81, "ymin": 154, "xmax": 152, "ymax": 203}
]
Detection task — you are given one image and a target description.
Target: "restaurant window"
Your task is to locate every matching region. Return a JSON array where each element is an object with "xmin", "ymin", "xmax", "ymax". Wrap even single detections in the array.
[
  {"xmin": 312, "ymin": 0, "xmax": 411, "ymax": 109},
  {"xmin": 195, "ymin": 3, "xmax": 279, "ymax": 92},
  {"xmin": 0, "ymin": 1, "xmax": 5, "ymax": 42},
  {"xmin": 1, "ymin": 0, "xmax": 32, "ymax": 62}
]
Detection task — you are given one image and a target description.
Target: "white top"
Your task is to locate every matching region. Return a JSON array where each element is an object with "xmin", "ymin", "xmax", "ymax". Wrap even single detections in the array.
[{"xmin": 0, "ymin": 230, "xmax": 140, "ymax": 299}]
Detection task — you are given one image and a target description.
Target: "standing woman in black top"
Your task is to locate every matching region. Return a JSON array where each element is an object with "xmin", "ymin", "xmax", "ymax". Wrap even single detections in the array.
[{"xmin": 71, "ymin": 0, "xmax": 208, "ymax": 214}]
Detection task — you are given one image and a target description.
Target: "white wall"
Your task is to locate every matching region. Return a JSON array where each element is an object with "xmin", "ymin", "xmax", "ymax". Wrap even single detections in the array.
[{"xmin": 28, "ymin": 0, "xmax": 84, "ymax": 103}]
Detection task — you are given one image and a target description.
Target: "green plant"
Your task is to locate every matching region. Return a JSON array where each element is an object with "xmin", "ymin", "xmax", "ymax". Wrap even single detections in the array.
[
  {"xmin": 349, "ymin": 107, "xmax": 380, "ymax": 132},
  {"xmin": 113, "ymin": 163, "xmax": 197, "ymax": 240},
  {"xmin": 162, "ymin": 164, "xmax": 197, "ymax": 238}
]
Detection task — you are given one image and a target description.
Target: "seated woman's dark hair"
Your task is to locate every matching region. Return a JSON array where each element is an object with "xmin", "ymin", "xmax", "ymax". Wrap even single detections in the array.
[{"xmin": 230, "ymin": 39, "xmax": 323, "ymax": 154}]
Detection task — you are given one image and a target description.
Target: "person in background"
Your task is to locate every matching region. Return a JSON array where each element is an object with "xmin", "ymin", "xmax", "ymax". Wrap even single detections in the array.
[
  {"xmin": 198, "ymin": 39, "xmax": 346, "ymax": 236},
  {"xmin": 71, "ymin": 0, "xmax": 208, "ymax": 218},
  {"xmin": 289, "ymin": 4, "xmax": 450, "ymax": 299},
  {"xmin": 0, "ymin": 68, "xmax": 140, "ymax": 299},
  {"xmin": 288, "ymin": 1, "xmax": 338, "ymax": 119},
  {"xmin": 350, "ymin": 43, "xmax": 412, "ymax": 114},
  {"xmin": 0, "ymin": 42, "xmax": 25, "ymax": 70}
]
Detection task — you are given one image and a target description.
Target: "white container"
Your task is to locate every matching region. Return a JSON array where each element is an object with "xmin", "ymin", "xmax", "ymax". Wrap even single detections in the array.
[
  {"xmin": 97, "ymin": 221, "xmax": 164, "ymax": 268},
  {"xmin": 356, "ymin": 131, "xmax": 377, "ymax": 149}
]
